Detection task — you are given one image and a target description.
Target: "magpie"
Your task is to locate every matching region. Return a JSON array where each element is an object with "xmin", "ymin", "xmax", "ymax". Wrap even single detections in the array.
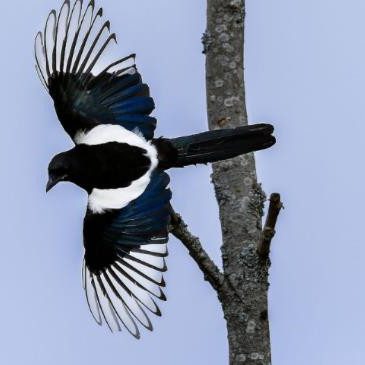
[{"xmin": 36, "ymin": 0, "xmax": 276, "ymax": 338}]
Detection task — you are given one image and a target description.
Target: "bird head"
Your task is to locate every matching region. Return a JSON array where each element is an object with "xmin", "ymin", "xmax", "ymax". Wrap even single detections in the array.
[
  {"xmin": 47, "ymin": 147, "xmax": 95, "ymax": 193},
  {"xmin": 46, "ymin": 152, "xmax": 73, "ymax": 193}
]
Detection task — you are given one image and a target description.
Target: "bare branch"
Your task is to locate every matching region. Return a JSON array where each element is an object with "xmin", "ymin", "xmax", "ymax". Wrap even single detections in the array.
[
  {"xmin": 169, "ymin": 210, "xmax": 224, "ymax": 291},
  {"xmin": 257, "ymin": 193, "xmax": 283, "ymax": 258}
]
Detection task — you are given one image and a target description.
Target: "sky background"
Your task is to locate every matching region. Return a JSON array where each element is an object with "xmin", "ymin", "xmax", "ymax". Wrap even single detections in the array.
[{"xmin": 0, "ymin": 0, "xmax": 364, "ymax": 364}]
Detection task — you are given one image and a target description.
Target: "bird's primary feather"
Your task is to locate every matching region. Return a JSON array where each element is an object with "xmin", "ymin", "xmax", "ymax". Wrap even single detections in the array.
[
  {"xmin": 82, "ymin": 170, "xmax": 171, "ymax": 337},
  {"xmin": 35, "ymin": 0, "xmax": 156, "ymax": 141}
]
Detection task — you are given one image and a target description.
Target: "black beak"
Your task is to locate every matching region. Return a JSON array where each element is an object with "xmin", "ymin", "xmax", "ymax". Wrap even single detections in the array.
[{"xmin": 46, "ymin": 175, "xmax": 64, "ymax": 193}]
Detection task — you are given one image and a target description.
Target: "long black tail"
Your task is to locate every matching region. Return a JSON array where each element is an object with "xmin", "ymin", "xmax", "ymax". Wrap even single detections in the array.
[{"xmin": 155, "ymin": 123, "xmax": 276, "ymax": 169}]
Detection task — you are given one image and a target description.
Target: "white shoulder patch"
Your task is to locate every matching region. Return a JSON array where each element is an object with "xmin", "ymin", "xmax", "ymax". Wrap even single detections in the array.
[
  {"xmin": 77, "ymin": 125, "xmax": 159, "ymax": 214},
  {"xmin": 88, "ymin": 174, "xmax": 153, "ymax": 214},
  {"xmin": 75, "ymin": 124, "xmax": 149, "ymax": 149}
]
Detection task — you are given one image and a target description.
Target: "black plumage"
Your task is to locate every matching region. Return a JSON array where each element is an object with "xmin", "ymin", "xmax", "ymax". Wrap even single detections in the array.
[
  {"xmin": 157, "ymin": 124, "xmax": 275, "ymax": 168},
  {"xmin": 47, "ymin": 142, "xmax": 151, "ymax": 193},
  {"xmin": 80, "ymin": 170, "xmax": 171, "ymax": 336},
  {"xmin": 35, "ymin": 0, "xmax": 156, "ymax": 142},
  {"xmin": 36, "ymin": 0, "xmax": 276, "ymax": 337}
]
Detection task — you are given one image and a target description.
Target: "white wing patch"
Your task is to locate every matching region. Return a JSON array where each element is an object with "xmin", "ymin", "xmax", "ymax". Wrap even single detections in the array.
[
  {"xmin": 35, "ymin": 0, "xmax": 136, "ymax": 89},
  {"xmin": 88, "ymin": 175, "xmax": 152, "ymax": 214},
  {"xmin": 82, "ymin": 243, "xmax": 168, "ymax": 336},
  {"xmin": 76, "ymin": 124, "xmax": 158, "ymax": 213}
]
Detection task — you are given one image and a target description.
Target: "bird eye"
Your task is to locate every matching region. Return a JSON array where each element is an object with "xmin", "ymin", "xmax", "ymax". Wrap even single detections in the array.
[{"xmin": 50, "ymin": 166, "xmax": 66, "ymax": 175}]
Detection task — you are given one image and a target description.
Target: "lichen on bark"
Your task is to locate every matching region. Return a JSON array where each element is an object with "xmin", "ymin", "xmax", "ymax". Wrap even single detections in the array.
[
  {"xmin": 206, "ymin": 1, "xmax": 272, "ymax": 363},
  {"xmin": 170, "ymin": 0, "xmax": 280, "ymax": 363}
]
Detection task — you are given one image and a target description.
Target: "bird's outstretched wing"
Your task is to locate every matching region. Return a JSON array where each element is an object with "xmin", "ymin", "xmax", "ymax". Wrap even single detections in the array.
[
  {"xmin": 82, "ymin": 170, "xmax": 171, "ymax": 338},
  {"xmin": 35, "ymin": 0, "xmax": 156, "ymax": 141}
]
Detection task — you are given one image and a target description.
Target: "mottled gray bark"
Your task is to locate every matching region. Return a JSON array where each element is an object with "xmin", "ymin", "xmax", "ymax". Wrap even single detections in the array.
[
  {"xmin": 205, "ymin": 1, "xmax": 272, "ymax": 363},
  {"xmin": 170, "ymin": 0, "xmax": 282, "ymax": 364}
]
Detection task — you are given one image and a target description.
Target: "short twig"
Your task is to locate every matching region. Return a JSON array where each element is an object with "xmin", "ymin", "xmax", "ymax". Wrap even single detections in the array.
[
  {"xmin": 257, "ymin": 193, "xmax": 283, "ymax": 257},
  {"xmin": 169, "ymin": 208, "xmax": 224, "ymax": 291}
]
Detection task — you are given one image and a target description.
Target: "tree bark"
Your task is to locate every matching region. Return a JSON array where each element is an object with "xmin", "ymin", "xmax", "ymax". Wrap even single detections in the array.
[
  {"xmin": 205, "ymin": 1, "xmax": 271, "ymax": 364},
  {"xmin": 170, "ymin": 0, "xmax": 282, "ymax": 364}
]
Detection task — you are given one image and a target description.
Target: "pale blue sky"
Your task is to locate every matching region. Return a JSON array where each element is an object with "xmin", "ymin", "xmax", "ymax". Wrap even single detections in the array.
[{"xmin": 0, "ymin": 0, "xmax": 364, "ymax": 364}]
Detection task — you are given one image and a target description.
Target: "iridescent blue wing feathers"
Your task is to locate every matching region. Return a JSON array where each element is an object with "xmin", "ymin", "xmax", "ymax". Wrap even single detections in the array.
[
  {"xmin": 82, "ymin": 170, "xmax": 171, "ymax": 337},
  {"xmin": 35, "ymin": 0, "xmax": 156, "ymax": 141}
]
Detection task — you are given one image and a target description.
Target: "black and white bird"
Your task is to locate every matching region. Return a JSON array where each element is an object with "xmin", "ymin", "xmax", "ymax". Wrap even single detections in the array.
[{"xmin": 35, "ymin": 0, "xmax": 276, "ymax": 338}]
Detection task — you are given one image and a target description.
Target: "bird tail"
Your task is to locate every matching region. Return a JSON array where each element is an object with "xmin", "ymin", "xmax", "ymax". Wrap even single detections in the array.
[{"xmin": 155, "ymin": 123, "xmax": 276, "ymax": 169}]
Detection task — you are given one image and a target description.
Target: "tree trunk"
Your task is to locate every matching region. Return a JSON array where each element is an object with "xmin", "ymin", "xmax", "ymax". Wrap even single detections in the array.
[
  {"xmin": 205, "ymin": 1, "xmax": 271, "ymax": 363},
  {"xmin": 171, "ymin": 0, "xmax": 280, "ymax": 363}
]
